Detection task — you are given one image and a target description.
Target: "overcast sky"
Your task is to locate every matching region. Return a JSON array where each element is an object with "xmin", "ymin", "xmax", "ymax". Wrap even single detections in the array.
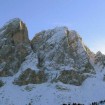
[{"xmin": 0, "ymin": 0, "xmax": 105, "ymax": 54}]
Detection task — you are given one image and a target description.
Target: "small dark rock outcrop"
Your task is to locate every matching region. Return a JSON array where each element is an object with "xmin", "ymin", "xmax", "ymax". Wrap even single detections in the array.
[
  {"xmin": 13, "ymin": 68, "xmax": 47, "ymax": 86},
  {"xmin": 0, "ymin": 80, "xmax": 4, "ymax": 87},
  {"xmin": 57, "ymin": 70, "xmax": 87, "ymax": 86}
]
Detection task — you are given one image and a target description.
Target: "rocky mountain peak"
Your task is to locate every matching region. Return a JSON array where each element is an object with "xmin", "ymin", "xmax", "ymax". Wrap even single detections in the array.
[
  {"xmin": 0, "ymin": 18, "xmax": 31, "ymax": 76},
  {"xmin": 95, "ymin": 51, "xmax": 105, "ymax": 67},
  {"xmin": 31, "ymin": 27, "xmax": 93, "ymax": 72},
  {"xmin": 1, "ymin": 18, "xmax": 29, "ymax": 45},
  {"xmin": 96, "ymin": 51, "xmax": 103, "ymax": 56}
]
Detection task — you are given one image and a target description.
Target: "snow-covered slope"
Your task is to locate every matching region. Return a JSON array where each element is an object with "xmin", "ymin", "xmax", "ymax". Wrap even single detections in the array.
[
  {"xmin": 0, "ymin": 19, "xmax": 105, "ymax": 105},
  {"xmin": 1, "ymin": 69, "xmax": 105, "ymax": 105}
]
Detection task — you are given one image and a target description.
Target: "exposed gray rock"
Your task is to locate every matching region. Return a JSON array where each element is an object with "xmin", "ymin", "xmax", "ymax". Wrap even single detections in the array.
[
  {"xmin": 30, "ymin": 27, "xmax": 95, "ymax": 85},
  {"xmin": 13, "ymin": 68, "xmax": 47, "ymax": 86},
  {"xmin": 57, "ymin": 70, "xmax": 87, "ymax": 86},
  {"xmin": 0, "ymin": 18, "xmax": 31, "ymax": 76},
  {"xmin": 31, "ymin": 27, "xmax": 94, "ymax": 72},
  {"xmin": 95, "ymin": 51, "xmax": 105, "ymax": 68}
]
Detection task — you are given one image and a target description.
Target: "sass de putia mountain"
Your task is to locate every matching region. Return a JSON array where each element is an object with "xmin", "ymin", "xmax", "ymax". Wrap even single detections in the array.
[{"xmin": 0, "ymin": 18, "xmax": 105, "ymax": 105}]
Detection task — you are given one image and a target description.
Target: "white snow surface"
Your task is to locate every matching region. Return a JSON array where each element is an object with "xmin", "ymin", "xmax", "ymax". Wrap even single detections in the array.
[
  {"xmin": 47, "ymin": 27, "xmax": 67, "ymax": 44},
  {"xmin": 19, "ymin": 52, "xmax": 39, "ymax": 72},
  {"xmin": 1, "ymin": 68, "xmax": 105, "ymax": 105}
]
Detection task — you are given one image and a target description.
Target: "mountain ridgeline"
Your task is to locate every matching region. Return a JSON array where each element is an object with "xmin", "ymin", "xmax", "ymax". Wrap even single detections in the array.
[{"xmin": 0, "ymin": 18, "xmax": 104, "ymax": 86}]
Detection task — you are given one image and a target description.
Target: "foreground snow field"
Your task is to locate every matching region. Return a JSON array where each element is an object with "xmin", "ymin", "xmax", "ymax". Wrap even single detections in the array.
[{"xmin": 1, "ymin": 68, "xmax": 105, "ymax": 105}]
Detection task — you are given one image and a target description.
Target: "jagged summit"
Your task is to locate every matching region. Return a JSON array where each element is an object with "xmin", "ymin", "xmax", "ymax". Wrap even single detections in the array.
[
  {"xmin": 0, "ymin": 18, "xmax": 31, "ymax": 76},
  {"xmin": 1, "ymin": 18, "xmax": 23, "ymax": 33},
  {"xmin": 0, "ymin": 18, "xmax": 29, "ymax": 43},
  {"xmin": 31, "ymin": 26, "xmax": 93, "ymax": 72},
  {"xmin": 4, "ymin": 18, "xmax": 21, "ymax": 26},
  {"xmin": 32, "ymin": 26, "xmax": 81, "ymax": 44}
]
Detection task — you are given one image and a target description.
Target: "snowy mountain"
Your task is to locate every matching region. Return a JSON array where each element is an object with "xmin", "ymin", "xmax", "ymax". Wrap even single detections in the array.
[{"xmin": 0, "ymin": 18, "xmax": 105, "ymax": 105}]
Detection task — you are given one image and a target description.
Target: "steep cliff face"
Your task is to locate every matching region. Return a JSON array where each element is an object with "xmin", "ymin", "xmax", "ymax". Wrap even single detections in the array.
[
  {"xmin": 31, "ymin": 27, "xmax": 95, "ymax": 85},
  {"xmin": 31, "ymin": 27, "xmax": 94, "ymax": 72},
  {"xmin": 0, "ymin": 18, "xmax": 31, "ymax": 76}
]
